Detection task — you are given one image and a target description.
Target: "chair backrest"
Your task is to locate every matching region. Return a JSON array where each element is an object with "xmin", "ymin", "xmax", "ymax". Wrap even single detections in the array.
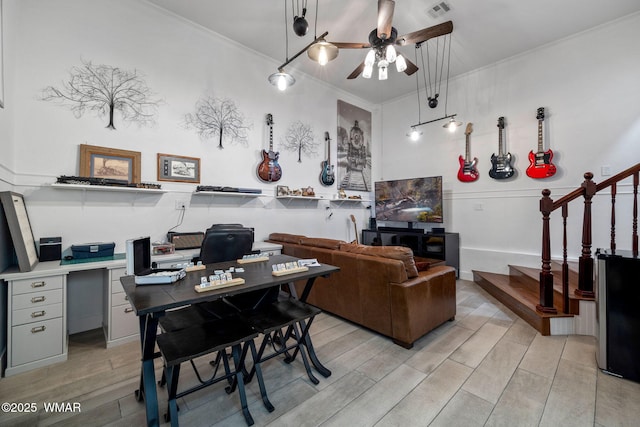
[{"xmin": 200, "ymin": 226, "xmax": 254, "ymax": 264}]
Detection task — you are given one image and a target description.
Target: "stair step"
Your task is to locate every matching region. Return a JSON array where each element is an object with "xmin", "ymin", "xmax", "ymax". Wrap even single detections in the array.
[{"xmin": 473, "ymin": 270, "xmax": 572, "ymax": 336}]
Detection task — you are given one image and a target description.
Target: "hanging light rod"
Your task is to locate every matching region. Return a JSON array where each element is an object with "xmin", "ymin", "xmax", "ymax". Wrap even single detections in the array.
[
  {"xmin": 411, "ymin": 113, "xmax": 459, "ymax": 128},
  {"xmin": 277, "ymin": 31, "xmax": 329, "ymax": 70}
]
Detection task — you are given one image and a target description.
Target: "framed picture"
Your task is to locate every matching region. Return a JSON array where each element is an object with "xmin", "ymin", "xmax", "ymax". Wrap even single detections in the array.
[
  {"xmin": 0, "ymin": 192, "xmax": 39, "ymax": 272},
  {"xmin": 157, "ymin": 153, "xmax": 200, "ymax": 183},
  {"xmin": 79, "ymin": 144, "xmax": 141, "ymax": 183}
]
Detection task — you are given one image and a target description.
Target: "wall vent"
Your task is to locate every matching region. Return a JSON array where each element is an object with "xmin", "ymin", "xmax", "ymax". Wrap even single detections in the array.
[{"xmin": 427, "ymin": 1, "xmax": 451, "ymax": 19}]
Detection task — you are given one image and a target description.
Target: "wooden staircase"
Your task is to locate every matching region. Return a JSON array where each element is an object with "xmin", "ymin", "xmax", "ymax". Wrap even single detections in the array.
[
  {"xmin": 473, "ymin": 262, "xmax": 592, "ymax": 336},
  {"xmin": 472, "ymin": 163, "xmax": 639, "ymax": 336}
]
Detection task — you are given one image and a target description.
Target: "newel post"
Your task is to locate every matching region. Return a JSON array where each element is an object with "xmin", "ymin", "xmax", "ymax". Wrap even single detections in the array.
[
  {"xmin": 538, "ymin": 189, "xmax": 557, "ymax": 313},
  {"xmin": 576, "ymin": 172, "xmax": 596, "ymax": 298}
]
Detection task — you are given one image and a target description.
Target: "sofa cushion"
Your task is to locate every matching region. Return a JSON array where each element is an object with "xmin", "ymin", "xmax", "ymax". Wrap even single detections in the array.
[
  {"xmin": 415, "ymin": 261, "xmax": 431, "ymax": 272},
  {"xmin": 339, "ymin": 243, "xmax": 418, "ymax": 278},
  {"xmin": 300, "ymin": 237, "xmax": 346, "ymax": 250},
  {"xmin": 268, "ymin": 233, "xmax": 306, "ymax": 244}
]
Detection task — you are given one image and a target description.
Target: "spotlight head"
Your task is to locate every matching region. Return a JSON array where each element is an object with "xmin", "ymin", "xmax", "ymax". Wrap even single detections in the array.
[{"xmin": 428, "ymin": 94, "xmax": 439, "ymax": 109}]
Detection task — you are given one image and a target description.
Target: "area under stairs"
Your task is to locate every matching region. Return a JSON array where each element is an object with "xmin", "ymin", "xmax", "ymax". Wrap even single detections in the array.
[{"xmin": 473, "ymin": 262, "xmax": 596, "ymax": 336}]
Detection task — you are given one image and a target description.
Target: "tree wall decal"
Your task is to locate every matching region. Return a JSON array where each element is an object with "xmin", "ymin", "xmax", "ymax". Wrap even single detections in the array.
[
  {"xmin": 184, "ymin": 96, "xmax": 251, "ymax": 149},
  {"xmin": 282, "ymin": 121, "xmax": 318, "ymax": 162},
  {"xmin": 41, "ymin": 59, "xmax": 161, "ymax": 130}
]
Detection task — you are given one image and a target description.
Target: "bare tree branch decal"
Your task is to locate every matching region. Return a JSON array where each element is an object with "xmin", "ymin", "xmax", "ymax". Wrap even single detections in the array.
[
  {"xmin": 41, "ymin": 59, "xmax": 161, "ymax": 130},
  {"xmin": 184, "ymin": 96, "xmax": 251, "ymax": 149},
  {"xmin": 282, "ymin": 121, "xmax": 318, "ymax": 162}
]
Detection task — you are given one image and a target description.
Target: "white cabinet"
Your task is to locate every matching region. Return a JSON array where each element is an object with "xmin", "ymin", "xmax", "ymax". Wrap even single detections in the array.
[
  {"xmin": 6, "ymin": 274, "xmax": 67, "ymax": 376},
  {"xmin": 103, "ymin": 267, "xmax": 138, "ymax": 347}
]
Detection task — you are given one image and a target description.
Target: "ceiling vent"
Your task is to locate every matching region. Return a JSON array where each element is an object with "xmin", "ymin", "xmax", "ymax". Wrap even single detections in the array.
[{"xmin": 427, "ymin": 1, "xmax": 451, "ymax": 19}]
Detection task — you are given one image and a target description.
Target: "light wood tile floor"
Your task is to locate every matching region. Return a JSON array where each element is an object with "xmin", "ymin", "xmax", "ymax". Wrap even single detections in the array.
[{"xmin": 1, "ymin": 280, "xmax": 639, "ymax": 426}]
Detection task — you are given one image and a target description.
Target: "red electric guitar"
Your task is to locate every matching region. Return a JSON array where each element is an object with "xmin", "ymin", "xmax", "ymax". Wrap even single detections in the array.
[
  {"xmin": 457, "ymin": 123, "xmax": 479, "ymax": 182},
  {"xmin": 257, "ymin": 113, "xmax": 282, "ymax": 182},
  {"xmin": 526, "ymin": 107, "xmax": 556, "ymax": 179}
]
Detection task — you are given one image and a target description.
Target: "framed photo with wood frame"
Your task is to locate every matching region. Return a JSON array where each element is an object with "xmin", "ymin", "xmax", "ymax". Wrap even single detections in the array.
[
  {"xmin": 0, "ymin": 191, "xmax": 39, "ymax": 272},
  {"xmin": 157, "ymin": 153, "xmax": 201, "ymax": 183},
  {"xmin": 79, "ymin": 144, "xmax": 141, "ymax": 183}
]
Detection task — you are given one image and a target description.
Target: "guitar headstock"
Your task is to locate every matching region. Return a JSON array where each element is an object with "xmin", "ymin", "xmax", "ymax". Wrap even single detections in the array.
[
  {"xmin": 465, "ymin": 123, "xmax": 473, "ymax": 135},
  {"xmin": 324, "ymin": 131, "xmax": 330, "ymax": 141},
  {"xmin": 536, "ymin": 107, "xmax": 545, "ymax": 121},
  {"xmin": 497, "ymin": 117, "xmax": 505, "ymax": 129},
  {"xmin": 350, "ymin": 214, "xmax": 356, "ymax": 224},
  {"xmin": 266, "ymin": 113, "xmax": 273, "ymax": 126}
]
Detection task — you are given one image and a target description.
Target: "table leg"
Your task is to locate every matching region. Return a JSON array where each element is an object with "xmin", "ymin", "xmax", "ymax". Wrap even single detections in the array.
[{"xmin": 135, "ymin": 313, "xmax": 161, "ymax": 427}]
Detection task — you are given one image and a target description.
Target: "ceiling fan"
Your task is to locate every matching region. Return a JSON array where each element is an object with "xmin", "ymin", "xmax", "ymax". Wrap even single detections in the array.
[{"xmin": 330, "ymin": 0, "xmax": 453, "ymax": 80}]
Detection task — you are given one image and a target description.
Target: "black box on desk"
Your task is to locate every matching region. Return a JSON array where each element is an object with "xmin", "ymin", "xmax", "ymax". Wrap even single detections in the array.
[
  {"xmin": 39, "ymin": 237, "xmax": 62, "ymax": 261},
  {"xmin": 71, "ymin": 242, "xmax": 115, "ymax": 259}
]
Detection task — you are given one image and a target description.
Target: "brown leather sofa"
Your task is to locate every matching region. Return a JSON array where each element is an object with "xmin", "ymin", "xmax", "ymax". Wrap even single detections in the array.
[{"xmin": 266, "ymin": 233, "xmax": 457, "ymax": 348}]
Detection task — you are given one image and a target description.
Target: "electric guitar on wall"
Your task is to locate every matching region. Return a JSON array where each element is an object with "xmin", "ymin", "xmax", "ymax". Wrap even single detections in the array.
[
  {"xmin": 457, "ymin": 123, "xmax": 479, "ymax": 182},
  {"xmin": 257, "ymin": 113, "xmax": 282, "ymax": 182},
  {"xmin": 319, "ymin": 131, "xmax": 335, "ymax": 186},
  {"xmin": 526, "ymin": 107, "xmax": 556, "ymax": 179},
  {"xmin": 350, "ymin": 214, "xmax": 359, "ymax": 244},
  {"xmin": 489, "ymin": 116, "xmax": 514, "ymax": 179}
]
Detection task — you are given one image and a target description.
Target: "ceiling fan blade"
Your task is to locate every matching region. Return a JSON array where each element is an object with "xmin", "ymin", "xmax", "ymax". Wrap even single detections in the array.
[
  {"xmin": 396, "ymin": 20, "xmax": 453, "ymax": 46},
  {"xmin": 332, "ymin": 42, "xmax": 371, "ymax": 49},
  {"xmin": 347, "ymin": 62, "xmax": 366, "ymax": 80},
  {"xmin": 403, "ymin": 57, "xmax": 419, "ymax": 76},
  {"xmin": 377, "ymin": 0, "xmax": 395, "ymax": 40}
]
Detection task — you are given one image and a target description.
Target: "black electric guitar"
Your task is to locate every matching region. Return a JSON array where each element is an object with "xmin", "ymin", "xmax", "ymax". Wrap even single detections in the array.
[
  {"xmin": 319, "ymin": 131, "xmax": 335, "ymax": 186},
  {"xmin": 457, "ymin": 123, "xmax": 479, "ymax": 182},
  {"xmin": 489, "ymin": 116, "xmax": 514, "ymax": 179},
  {"xmin": 257, "ymin": 114, "xmax": 282, "ymax": 182}
]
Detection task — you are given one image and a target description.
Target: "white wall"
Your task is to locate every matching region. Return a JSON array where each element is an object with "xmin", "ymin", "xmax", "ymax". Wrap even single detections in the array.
[
  {"xmin": 5, "ymin": 0, "xmax": 379, "ymax": 254},
  {"xmin": 381, "ymin": 13, "xmax": 640, "ymax": 278}
]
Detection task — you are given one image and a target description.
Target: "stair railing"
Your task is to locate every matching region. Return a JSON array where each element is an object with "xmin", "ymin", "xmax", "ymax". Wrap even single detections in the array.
[{"xmin": 538, "ymin": 163, "xmax": 640, "ymax": 314}]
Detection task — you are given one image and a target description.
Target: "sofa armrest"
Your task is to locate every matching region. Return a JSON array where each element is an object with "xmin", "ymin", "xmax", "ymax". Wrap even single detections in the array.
[{"xmin": 389, "ymin": 265, "xmax": 456, "ymax": 348}]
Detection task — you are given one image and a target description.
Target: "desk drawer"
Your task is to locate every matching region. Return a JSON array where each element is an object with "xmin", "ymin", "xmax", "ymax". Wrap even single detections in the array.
[
  {"xmin": 12, "ymin": 318, "xmax": 64, "ymax": 366},
  {"xmin": 110, "ymin": 304, "xmax": 138, "ymax": 340},
  {"xmin": 112, "ymin": 291, "xmax": 130, "ymax": 307},
  {"xmin": 112, "ymin": 281, "xmax": 125, "ymax": 295},
  {"xmin": 111, "ymin": 268, "xmax": 126, "ymax": 282},
  {"xmin": 12, "ymin": 275, "xmax": 64, "ymax": 296},
  {"xmin": 13, "ymin": 289, "xmax": 63, "ymax": 310},
  {"xmin": 13, "ymin": 303, "xmax": 63, "ymax": 326}
]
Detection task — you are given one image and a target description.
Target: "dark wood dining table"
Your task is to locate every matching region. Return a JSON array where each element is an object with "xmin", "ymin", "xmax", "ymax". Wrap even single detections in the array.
[{"xmin": 121, "ymin": 254, "xmax": 339, "ymax": 427}]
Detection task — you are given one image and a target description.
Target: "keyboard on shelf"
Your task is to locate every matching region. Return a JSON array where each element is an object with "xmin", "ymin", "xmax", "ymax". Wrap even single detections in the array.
[
  {"xmin": 196, "ymin": 185, "xmax": 261, "ymax": 194},
  {"xmin": 56, "ymin": 176, "xmax": 161, "ymax": 189}
]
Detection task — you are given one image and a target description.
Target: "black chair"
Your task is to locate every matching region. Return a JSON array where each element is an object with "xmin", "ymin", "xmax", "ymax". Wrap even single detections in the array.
[
  {"xmin": 156, "ymin": 315, "xmax": 274, "ymax": 426},
  {"xmin": 240, "ymin": 297, "xmax": 322, "ymax": 385}
]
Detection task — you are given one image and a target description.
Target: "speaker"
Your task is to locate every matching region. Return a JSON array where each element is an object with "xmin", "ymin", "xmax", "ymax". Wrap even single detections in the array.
[
  {"xmin": 369, "ymin": 217, "xmax": 377, "ymax": 230},
  {"xmin": 39, "ymin": 237, "xmax": 62, "ymax": 261},
  {"xmin": 432, "ymin": 227, "xmax": 445, "ymax": 234}
]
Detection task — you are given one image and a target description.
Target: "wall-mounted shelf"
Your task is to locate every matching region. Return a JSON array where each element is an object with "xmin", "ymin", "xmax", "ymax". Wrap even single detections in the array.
[
  {"xmin": 330, "ymin": 198, "xmax": 371, "ymax": 207},
  {"xmin": 193, "ymin": 191, "xmax": 265, "ymax": 198},
  {"xmin": 50, "ymin": 183, "xmax": 166, "ymax": 194}
]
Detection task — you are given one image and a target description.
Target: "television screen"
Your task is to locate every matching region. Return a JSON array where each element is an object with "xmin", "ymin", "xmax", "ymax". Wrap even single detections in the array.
[{"xmin": 375, "ymin": 176, "xmax": 443, "ymax": 223}]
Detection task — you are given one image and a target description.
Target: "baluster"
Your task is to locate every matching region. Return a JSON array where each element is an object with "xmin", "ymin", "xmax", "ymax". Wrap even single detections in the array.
[
  {"xmin": 562, "ymin": 204, "xmax": 569, "ymax": 313},
  {"xmin": 576, "ymin": 172, "xmax": 596, "ymax": 298},
  {"xmin": 610, "ymin": 183, "xmax": 616, "ymax": 254},
  {"xmin": 538, "ymin": 189, "xmax": 557, "ymax": 313},
  {"xmin": 633, "ymin": 172, "xmax": 638, "ymax": 256}
]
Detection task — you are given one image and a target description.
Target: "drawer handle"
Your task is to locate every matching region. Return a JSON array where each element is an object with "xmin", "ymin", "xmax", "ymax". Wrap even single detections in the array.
[
  {"xmin": 31, "ymin": 296, "xmax": 46, "ymax": 303},
  {"xmin": 31, "ymin": 310, "xmax": 46, "ymax": 318},
  {"xmin": 31, "ymin": 325, "xmax": 47, "ymax": 333},
  {"xmin": 31, "ymin": 281, "xmax": 46, "ymax": 288},
  {"xmin": 124, "ymin": 307, "xmax": 134, "ymax": 313}
]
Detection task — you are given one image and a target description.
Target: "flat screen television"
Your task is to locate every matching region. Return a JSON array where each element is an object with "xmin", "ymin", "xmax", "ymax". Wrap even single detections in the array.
[{"xmin": 374, "ymin": 176, "xmax": 443, "ymax": 223}]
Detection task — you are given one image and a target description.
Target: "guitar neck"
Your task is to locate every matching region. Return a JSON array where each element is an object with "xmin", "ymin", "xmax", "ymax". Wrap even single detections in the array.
[
  {"xmin": 498, "ymin": 128, "xmax": 504, "ymax": 156},
  {"xmin": 465, "ymin": 135, "xmax": 471, "ymax": 161},
  {"xmin": 537, "ymin": 120, "xmax": 543, "ymax": 152},
  {"xmin": 269, "ymin": 124, "xmax": 274, "ymax": 151}
]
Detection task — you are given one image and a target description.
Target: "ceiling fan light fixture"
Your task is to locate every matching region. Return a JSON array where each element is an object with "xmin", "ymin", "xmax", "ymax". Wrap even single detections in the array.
[
  {"xmin": 363, "ymin": 64, "xmax": 374, "ymax": 79},
  {"xmin": 308, "ymin": 39, "xmax": 339, "ymax": 66},
  {"xmin": 364, "ymin": 49, "xmax": 377, "ymax": 67},
  {"xmin": 378, "ymin": 60, "xmax": 388, "ymax": 80},
  {"xmin": 385, "ymin": 45, "xmax": 397, "ymax": 63},
  {"xmin": 395, "ymin": 54, "xmax": 407, "ymax": 72},
  {"xmin": 269, "ymin": 70, "xmax": 295, "ymax": 91}
]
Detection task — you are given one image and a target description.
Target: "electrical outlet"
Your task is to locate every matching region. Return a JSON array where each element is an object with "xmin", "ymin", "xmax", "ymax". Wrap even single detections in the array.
[{"xmin": 175, "ymin": 200, "xmax": 187, "ymax": 210}]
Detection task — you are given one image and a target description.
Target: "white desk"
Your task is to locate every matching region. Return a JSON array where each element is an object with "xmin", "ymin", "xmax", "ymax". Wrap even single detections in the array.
[{"xmin": 0, "ymin": 242, "xmax": 281, "ymax": 377}]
